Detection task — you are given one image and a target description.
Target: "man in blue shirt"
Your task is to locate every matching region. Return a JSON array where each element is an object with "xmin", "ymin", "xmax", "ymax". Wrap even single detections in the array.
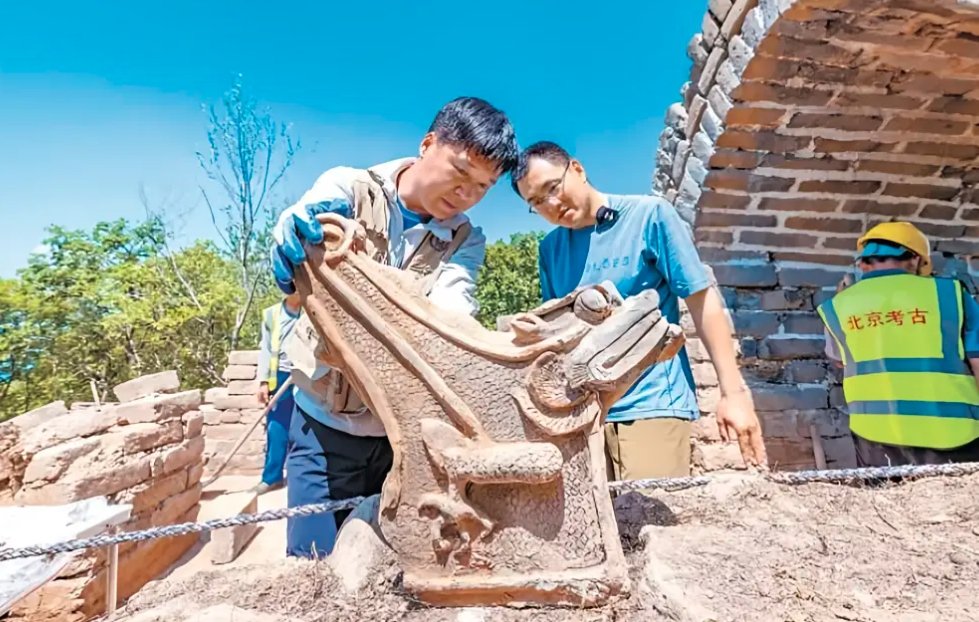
[{"xmin": 512, "ymin": 141, "xmax": 767, "ymax": 479}]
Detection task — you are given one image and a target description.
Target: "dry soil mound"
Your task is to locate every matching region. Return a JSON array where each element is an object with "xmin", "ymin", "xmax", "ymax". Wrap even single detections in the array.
[{"xmin": 106, "ymin": 472, "xmax": 979, "ymax": 622}]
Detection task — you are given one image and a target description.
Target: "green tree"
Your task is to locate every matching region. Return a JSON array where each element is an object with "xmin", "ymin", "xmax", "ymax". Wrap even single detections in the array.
[
  {"xmin": 474, "ymin": 232, "xmax": 547, "ymax": 329},
  {"xmin": 0, "ymin": 219, "xmax": 250, "ymax": 420}
]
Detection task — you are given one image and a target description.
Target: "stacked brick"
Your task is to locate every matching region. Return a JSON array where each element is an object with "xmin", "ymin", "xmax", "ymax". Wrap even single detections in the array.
[
  {"xmin": 0, "ymin": 372, "xmax": 203, "ymax": 621},
  {"xmin": 200, "ymin": 350, "xmax": 266, "ymax": 477},
  {"xmin": 654, "ymin": 0, "xmax": 979, "ymax": 471}
]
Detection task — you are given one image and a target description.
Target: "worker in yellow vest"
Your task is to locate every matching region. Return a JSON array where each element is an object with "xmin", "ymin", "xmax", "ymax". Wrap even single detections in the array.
[
  {"xmin": 817, "ymin": 222, "xmax": 979, "ymax": 467},
  {"xmin": 253, "ymin": 292, "xmax": 302, "ymax": 493}
]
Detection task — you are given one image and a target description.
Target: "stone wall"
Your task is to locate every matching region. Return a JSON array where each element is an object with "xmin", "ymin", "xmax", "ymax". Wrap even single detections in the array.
[
  {"xmin": 654, "ymin": 0, "xmax": 979, "ymax": 471},
  {"xmin": 0, "ymin": 374, "xmax": 204, "ymax": 621},
  {"xmin": 201, "ymin": 350, "xmax": 266, "ymax": 477}
]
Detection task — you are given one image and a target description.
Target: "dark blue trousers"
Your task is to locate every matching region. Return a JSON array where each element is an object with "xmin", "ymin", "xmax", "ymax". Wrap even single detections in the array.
[
  {"xmin": 285, "ymin": 407, "xmax": 392, "ymax": 559},
  {"xmin": 261, "ymin": 370, "xmax": 293, "ymax": 486}
]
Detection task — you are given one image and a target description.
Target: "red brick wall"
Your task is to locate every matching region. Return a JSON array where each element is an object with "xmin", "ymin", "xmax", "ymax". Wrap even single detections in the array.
[{"xmin": 656, "ymin": 0, "xmax": 979, "ymax": 471}]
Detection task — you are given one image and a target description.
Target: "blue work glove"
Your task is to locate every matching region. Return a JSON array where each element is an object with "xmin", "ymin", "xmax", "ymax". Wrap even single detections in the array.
[{"xmin": 270, "ymin": 199, "xmax": 353, "ymax": 294}]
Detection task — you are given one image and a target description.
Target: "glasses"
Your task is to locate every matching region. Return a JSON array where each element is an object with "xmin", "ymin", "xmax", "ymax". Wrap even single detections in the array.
[{"xmin": 527, "ymin": 162, "xmax": 570, "ymax": 213}]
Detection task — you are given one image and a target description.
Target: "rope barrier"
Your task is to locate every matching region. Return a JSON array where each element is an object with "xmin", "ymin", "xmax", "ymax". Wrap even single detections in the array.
[{"xmin": 3, "ymin": 460, "xmax": 978, "ymax": 562}]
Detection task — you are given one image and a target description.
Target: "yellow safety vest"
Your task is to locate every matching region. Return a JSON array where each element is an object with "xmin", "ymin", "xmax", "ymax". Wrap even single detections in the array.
[
  {"xmin": 817, "ymin": 273, "xmax": 979, "ymax": 449},
  {"xmin": 265, "ymin": 304, "xmax": 283, "ymax": 391}
]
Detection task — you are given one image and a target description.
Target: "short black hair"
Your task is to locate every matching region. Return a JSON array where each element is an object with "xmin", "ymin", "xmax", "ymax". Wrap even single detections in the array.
[
  {"xmin": 510, "ymin": 141, "xmax": 572, "ymax": 196},
  {"xmin": 429, "ymin": 97, "xmax": 519, "ymax": 174}
]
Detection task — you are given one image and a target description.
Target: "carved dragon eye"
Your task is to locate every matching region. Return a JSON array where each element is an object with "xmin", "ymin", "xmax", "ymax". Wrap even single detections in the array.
[{"xmin": 573, "ymin": 288, "xmax": 613, "ymax": 324}]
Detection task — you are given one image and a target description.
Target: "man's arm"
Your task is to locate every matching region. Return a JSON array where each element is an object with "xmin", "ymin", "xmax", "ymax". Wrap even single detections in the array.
[
  {"xmin": 256, "ymin": 312, "xmax": 272, "ymax": 405},
  {"xmin": 270, "ymin": 167, "xmax": 359, "ymax": 293},
  {"xmin": 427, "ymin": 225, "xmax": 487, "ymax": 316},
  {"xmin": 685, "ymin": 288, "xmax": 767, "ymax": 466},
  {"xmin": 645, "ymin": 199, "xmax": 767, "ymax": 467}
]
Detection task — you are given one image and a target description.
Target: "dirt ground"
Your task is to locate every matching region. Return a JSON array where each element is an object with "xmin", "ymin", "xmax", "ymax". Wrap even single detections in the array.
[{"xmin": 105, "ymin": 472, "xmax": 979, "ymax": 622}]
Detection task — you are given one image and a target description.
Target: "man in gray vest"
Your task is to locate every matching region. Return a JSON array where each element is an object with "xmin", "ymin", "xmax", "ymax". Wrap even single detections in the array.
[{"xmin": 270, "ymin": 97, "xmax": 518, "ymax": 558}]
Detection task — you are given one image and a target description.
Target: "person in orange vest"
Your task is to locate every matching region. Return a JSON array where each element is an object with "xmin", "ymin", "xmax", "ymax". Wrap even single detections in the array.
[
  {"xmin": 253, "ymin": 292, "xmax": 302, "ymax": 493},
  {"xmin": 818, "ymin": 222, "xmax": 979, "ymax": 467}
]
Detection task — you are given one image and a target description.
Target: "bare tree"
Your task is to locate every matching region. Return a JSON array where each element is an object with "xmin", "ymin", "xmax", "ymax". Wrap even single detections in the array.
[{"xmin": 196, "ymin": 75, "xmax": 299, "ymax": 348}]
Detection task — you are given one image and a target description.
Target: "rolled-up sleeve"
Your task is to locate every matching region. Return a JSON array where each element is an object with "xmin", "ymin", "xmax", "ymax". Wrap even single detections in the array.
[
  {"xmin": 427, "ymin": 225, "xmax": 487, "ymax": 317},
  {"xmin": 273, "ymin": 166, "xmax": 358, "ymax": 236},
  {"xmin": 643, "ymin": 200, "xmax": 712, "ymax": 299}
]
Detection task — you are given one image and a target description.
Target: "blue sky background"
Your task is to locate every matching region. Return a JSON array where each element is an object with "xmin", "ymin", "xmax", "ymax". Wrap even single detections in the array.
[{"xmin": 0, "ymin": 1, "xmax": 704, "ymax": 277}]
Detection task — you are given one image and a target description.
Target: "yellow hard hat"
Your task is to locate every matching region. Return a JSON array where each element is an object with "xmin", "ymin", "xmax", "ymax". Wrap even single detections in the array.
[{"xmin": 856, "ymin": 222, "xmax": 932, "ymax": 276}]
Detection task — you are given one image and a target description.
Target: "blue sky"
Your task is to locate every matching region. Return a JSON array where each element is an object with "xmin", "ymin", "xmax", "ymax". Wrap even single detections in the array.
[{"xmin": 0, "ymin": 1, "xmax": 704, "ymax": 277}]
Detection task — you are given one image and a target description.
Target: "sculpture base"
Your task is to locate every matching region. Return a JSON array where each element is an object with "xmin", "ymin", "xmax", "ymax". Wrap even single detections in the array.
[{"xmin": 404, "ymin": 563, "xmax": 629, "ymax": 608}]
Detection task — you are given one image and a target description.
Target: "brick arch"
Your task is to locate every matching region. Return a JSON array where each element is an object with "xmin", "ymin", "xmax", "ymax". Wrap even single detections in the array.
[{"xmin": 653, "ymin": 0, "xmax": 979, "ymax": 471}]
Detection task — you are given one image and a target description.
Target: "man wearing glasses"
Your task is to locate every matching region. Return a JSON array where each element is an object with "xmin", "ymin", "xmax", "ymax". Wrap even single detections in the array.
[{"xmin": 511, "ymin": 141, "xmax": 767, "ymax": 480}]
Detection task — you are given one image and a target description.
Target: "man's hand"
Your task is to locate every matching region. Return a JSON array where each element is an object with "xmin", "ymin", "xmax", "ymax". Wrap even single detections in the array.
[
  {"xmin": 256, "ymin": 382, "xmax": 270, "ymax": 405},
  {"xmin": 270, "ymin": 199, "xmax": 353, "ymax": 294},
  {"xmin": 716, "ymin": 388, "xmax": 768, "ymax": 469}
]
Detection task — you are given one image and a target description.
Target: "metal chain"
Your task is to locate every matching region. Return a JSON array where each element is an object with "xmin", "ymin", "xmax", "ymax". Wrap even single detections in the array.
[
  {"xmin": 0, "ymin": 496, "xmax": 364, "ymax": 562},
  {"xmin": 3, "ymin": 460, "xmax": 979, "ymax": 563}
]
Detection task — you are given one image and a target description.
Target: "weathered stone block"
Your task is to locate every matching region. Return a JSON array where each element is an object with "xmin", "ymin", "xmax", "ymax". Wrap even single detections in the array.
[
  {"xmin": 777, "ymin": 267, "xmax": 847, "ymax": 288},
  {"xmin": 204, "ymin": 387, "xmax": 227, "ymax": 404},
  {"xmin": 784, "ymin": 360, "xmax": 827, "ymax": 384},
  {"xmin": 16, "ymin": 455, "xmax": 153, "ymax": 505},
  {"xmin": 212, "ymin": 393, "xmax": 264, "ymax": 410},
  {"xmin": 222, "ymin": 365, "xmax": 257, "ymax": 381},
  {"xmin": 692, "ymin": 362, "xmax": 719, "ymax": 388},
  {"xmin": 803, "ymin": 409, "xmax": 850, "ymax": 439},
  {"xmin": 202, "ymin": 491, "xmax": 260, "ymax": 564},
  {"xmin": 698, "ymin": 47, "xmax": 727, "ymax": 95},
  {"xmin": 102, "ymin": 420, "xmax": 184, "ymax": 455},
  {"xmin": 691, "ymin": 414, "xmax": 722, "ymax": 442},
  {"xmin": 702, "ymin": 12, "xmax": 721, "ymax": 46},
  {"xmin": 700, "ymin": 103, "xmax": 724, "ymax": 142},
  {"xmin": 727, "ymin": 35, "xmax": 754, "ymax": 74},
  {"xmin": 764, "ymin": 437, "xmax": 815, "ymax": 470},
  {"xmin": 758, "ymin": 411, "xmax": 801, "ymax": 438},
  {"xmin": 709, "ymin": 0, "xmax": 733, "ymax": 21},
  {"xmin": 17, "ymin": 408, "xmax": 119, "ymax": 456},
  {"xmin": 183, "ymin": 410, "xmax": 205, "ymax": 438},
  {"xmin": 188, "ymin": 462, "xmax": 204, "ymax": 486},
  {"xmin": 148, "ymin": 484, "xmax": 202, "ymax": 527},
  {"xmin": 822, "ymin": 435, "xmax": 856, "ymax": 468},
  {"xmin": 116, "ymin": 469, "xmax": 189, "ymax": 514},
  {"xmin": 111, "ymin": 390, "xmax": 202, "ymax": 425},
  {"xmin": 712, "ymin": 263, "xmax": 778, "ymax": 287},
  {"xmin": 151, "ymin": 435, "xmax": 206, "ymax": 477},
  {"xmin": 226, "ymin": 379, "xmax": 261, "ymax": 396},
  {"xmin": 782, "ymin": 313, "xmax": 826, "ymax": 335},
  {"xmin": 220, "ymin": 409, "xmax": 245, "ymax": 423},
  {"xmin": 113, "ymin": 370, "xmax": 180, "ymax": 403},
  {"xmin": 697, "ymin": 386, "xmax": 721, "ymax": 412},
  {"xmin": 12, "ymin": 400, "xmax": 68, "ymax": 431},
  {"xmin": 830, "ymin": 386, "xmax": 847, "ymax": 409},
  {"xmin": 228, "ymin": 350, "xmax": 260, "ymax": 366},
  {"xmin": 687, "ymin": 33, "xmax": 709, "ymax": 66},
  {"xmin": 720, "ymin": 0, "xmax": 755, "ymax": 40},
  {"xmin": 330, "ymin": 495, "xmax": 397, "ymax": 593},
  {"xmin": 759, "ymin": 336, "xmax": 825, "ymax": 360},
  {"xmin": 760, "ymin": 290, "xmax": 813, "ymax": 311},
  {"xmin": 22, "ymin": 437, "xmax": 101, "ymax": 484},
  {"xmin": 753, "ymin": 384, "xmax": 829, "ymax": 411},
  {"xmin": 732, "ymin": 310, "xmax": 781, "ymax": 338}
]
